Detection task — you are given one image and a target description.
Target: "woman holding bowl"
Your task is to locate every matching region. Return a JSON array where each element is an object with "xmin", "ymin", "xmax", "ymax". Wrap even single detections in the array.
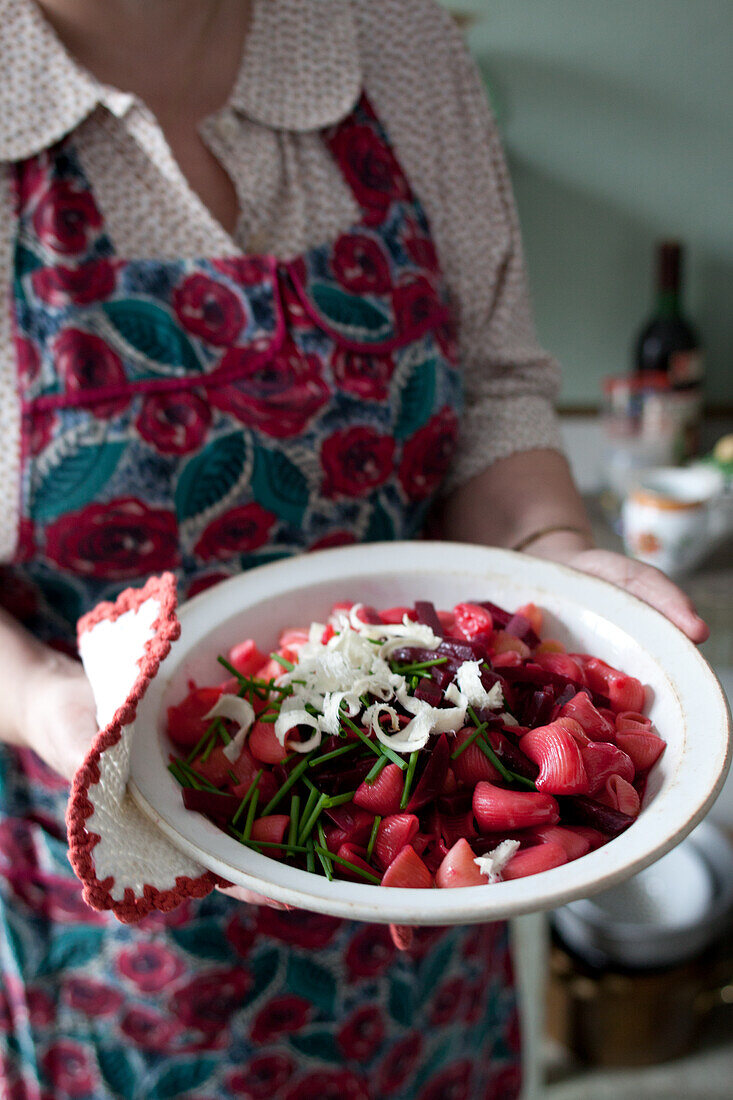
[{"xmin": 0, "ymin": 1, "xmax": 706, "ymax": 1097}]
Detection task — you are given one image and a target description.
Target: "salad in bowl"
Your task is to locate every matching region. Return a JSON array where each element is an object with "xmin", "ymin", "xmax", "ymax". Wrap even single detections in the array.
[
  {"xmin": 166, "ymin": 596, "xmax": 662, "ymax": 892},
  {"xmin": 128, "ymin": 542, "xmax": 730, "ymax": 924}
]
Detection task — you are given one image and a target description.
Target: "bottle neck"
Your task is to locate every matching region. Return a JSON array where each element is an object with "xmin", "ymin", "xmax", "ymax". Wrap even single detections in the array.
[{"xmin": 656, "ymin": 288, "xmax": 680, "ymax": 318}]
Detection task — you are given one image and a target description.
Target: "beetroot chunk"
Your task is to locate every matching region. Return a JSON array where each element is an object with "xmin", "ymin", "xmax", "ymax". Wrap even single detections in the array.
[
  {"xmin": 182, "ymin": 788, "xmax": 239, "ymax": 820},
  {"xmin": 406, "ymin": 734, "xmax": 451, "ymax": 812},
  {"xmin": 558, "ymin": 795, "xmax": 635, "ymax": 837},
  {"xmin": 413, "ymin": 601, "xmax": 444, "ymax": 637}
]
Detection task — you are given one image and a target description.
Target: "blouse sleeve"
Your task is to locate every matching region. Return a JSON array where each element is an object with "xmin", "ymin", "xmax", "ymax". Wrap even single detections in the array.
[
  {"xmin": 0, "ymin": 165, "xmax": 20, "ymax": 561},
  {"xmin": 357, "ymin": 0, "xmax": 564, "ymax": 490}
]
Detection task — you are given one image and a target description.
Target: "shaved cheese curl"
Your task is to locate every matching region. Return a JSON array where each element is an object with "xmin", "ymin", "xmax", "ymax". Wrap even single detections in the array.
[
  {"xmin": 205, "ymin": 693, "xmax": 256, "ymax": 762},
  {"xmin": 205, "ymin": 693, "xmax": 255, "ymax": 730},
  {"xmin": 455, "ymin": 661, "xmax": 504, "ymax": 710},
  {"xmin": 472, "ymin": 839, "xmax": 521, "ymax": 883}
]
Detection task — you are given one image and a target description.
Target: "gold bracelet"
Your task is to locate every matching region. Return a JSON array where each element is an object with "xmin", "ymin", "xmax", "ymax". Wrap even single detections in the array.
[{"xmin": 512, "ymin": 524, "xmax": 592, "ymax": 553}]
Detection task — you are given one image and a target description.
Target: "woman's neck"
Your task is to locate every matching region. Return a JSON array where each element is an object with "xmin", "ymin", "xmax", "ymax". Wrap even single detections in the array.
[{"xmin": 34, "ymin": 0, "xmax": 252, "ymax": 122}]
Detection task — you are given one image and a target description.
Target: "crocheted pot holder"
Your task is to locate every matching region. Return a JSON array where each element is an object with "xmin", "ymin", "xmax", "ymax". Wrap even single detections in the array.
[{"xmin": 66, "ymin": 573, "xmax": 224, "ymax": 923}]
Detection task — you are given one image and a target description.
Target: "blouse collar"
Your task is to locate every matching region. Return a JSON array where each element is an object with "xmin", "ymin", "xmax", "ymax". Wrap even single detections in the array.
[{"xmin": 0, "ymin": 0, "xmax": 362, "ymax": 162}]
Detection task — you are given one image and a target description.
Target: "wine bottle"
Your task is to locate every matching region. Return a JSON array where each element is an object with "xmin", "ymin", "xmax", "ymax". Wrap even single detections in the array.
[{"xmin": 634, "ymin": 240, "xmax": 703, "ymax": 388}]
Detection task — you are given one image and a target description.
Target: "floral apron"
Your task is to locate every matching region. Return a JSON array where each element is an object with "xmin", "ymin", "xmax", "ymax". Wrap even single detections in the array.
[{"xmin": 0, "ymin": 97, "xmax": 521, "ymax": 1100}]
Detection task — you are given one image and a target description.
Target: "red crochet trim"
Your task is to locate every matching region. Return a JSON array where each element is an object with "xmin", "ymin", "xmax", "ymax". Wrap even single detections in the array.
[{"xmin": 67, "ymin": 573, "xmax": 226, "ymax": 923}]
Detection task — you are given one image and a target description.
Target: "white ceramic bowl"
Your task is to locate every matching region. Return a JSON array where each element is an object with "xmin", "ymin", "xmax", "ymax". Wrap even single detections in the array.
[{"xmin": 129, "ymin": 542, "xmax": 731, "ymax": 925}]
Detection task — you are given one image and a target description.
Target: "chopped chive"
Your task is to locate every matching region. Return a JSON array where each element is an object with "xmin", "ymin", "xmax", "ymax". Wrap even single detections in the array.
[
  {"xmin": 374, "ymin": 739, "xmax": 408, "ymax": 770},
  {"xmin": 241, "ymin": 839, "xmax": 308, "ymax": 853},
  {"xmin": 474, "ymin": 734, "xmax": 514, "ymax": 782},
  {"xmin": 315, "ymin": 847, "xmax": 381, "ymax": 884},
  {"xmin": 316, "ymin": 822, "xmax": 333, "ymax": 880},
  {"xmin": 309, "ymin": 742, "xmax": 361, "ymax": 768},
  {"xmin": 366, "ymin": 815, "xmax": 381, "ymax": 861},
  {"xmin": 509, "ymin": 773, "xmax": 538, "ymax": 791},
  {"xmin": 393, "ymin": 656, "xmax": 448, "ymax": 675},
  {"xmin": 217, "ymin": 656, "xmax": 268, "ymax": 697},
  {"xmin": 261, "ymin": 754, "xmax": 313, "ymax": 815},
  {"xmin": 170, "ymin": 761, "xmax": 200, "ymax": 789},
  {"xmin": 270, "ymin": 652, "xmax": 295, "ymax": 672},
  {"xmin": 185, "ymin": 723, "xmax": 216, "ymax": 765},
  {"xmin": 242, "ymin": 788, "xmax": 259, "ymax": 842},
  {"xmin": 258, "ymin": 711, "xmax": 280, "ymax": 723},
  {"xmin": 472, "ymin": 732, "xmax": 536, "ymax": 789},
  {"xmin": 198, "ymin": 730, "xmax": 217, "ymax": 765},
  {"xmin": 227, "ymin": 769, "xmax": 239, "ymax": 784},
  {"xmin": 341, "ymin": 713, "xmax": 407, "ymax": 770},
  {"xmin": 341, "ymin": 719, "xmax": 381, "ymax": 759},
  {"xmin": 232, "ymin": 769, "xmax": 263, "ymax": 827},
  {"xmin": 365, "ymin": 755, "xmax": 388, "ymax": 783},
  {"xmin": 177, "ymin": 760, "xmax": 220, "ymax": 792},
  {"xmin": 217, "ymin": 655, "xmax": 296, "ymax": 698},
  {"xmin": 286, "ymin": 794, "xmax": 300, "ymax": 853},
  {"xmin": 324, "ymin": 790, "xmax": 357, "ymax": 809},
  {"xmin": 306, "ymin": 836, "xmax": 316, "ymax": 873},
  {"xmin": 217, "ymin": 654, "xmax": 245, "ymax": 679},
  {"xmin": 298, "ymin": 786, "xmax": 320, "ymax": 832},
  {"xmin": 400, "ymin": 751, "xmax": 419, "ymax": 809},
  {"xmin": 451, "ymin": 722, "xmax": 487, "ymax": 760},
  {"xmin": 465, "ymin": 704, "xmax": 527, "ymax": 786},
  {"xmin": 298, "ymin": 793, "xmax": 329, "ymax": 846},
  {"xmin": 231, "ymin": 789, "xmax": 252, "ymax": 829},
  {"xmin": 168, "ymin": 761, "xmax": 193, "ymax": 787}
]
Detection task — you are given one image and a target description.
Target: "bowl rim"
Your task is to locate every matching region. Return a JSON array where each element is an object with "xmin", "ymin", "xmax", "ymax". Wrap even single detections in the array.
[{"xmin": 129, "ymin": 541, "xmax": 732, "ymax": 924}]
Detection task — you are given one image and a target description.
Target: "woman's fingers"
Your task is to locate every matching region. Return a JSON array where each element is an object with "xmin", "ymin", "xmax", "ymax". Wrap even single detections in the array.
[
  {"xmin": 215, "ymin": 884, "xmax": 294, "ymax": 910},
  {"xmin": 389, "ymin": 923, "xmax": 414, "ymax": 950},
  {"xmin": 570, "ymin": 549, "xmax": 709, "ymax": 643}
]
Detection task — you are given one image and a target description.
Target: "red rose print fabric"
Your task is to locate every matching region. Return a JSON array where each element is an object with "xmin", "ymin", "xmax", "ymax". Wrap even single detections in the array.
[
  {"xmin": 10, "ymin": 97, "xmax": 464, "ymax": 646},
  {"xmin": 1, "ymin": 96, "xmax": 520, "ymax": 1099}
]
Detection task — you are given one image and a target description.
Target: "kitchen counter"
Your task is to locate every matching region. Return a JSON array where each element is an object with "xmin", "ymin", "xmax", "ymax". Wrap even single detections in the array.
[
  {"xmin": 513, "ymin": 493, "xmax": 733, "ymax": 1100},
  {"xmin": 533, "ymin": 496, "xmax": 733, "ymax": 1098}
]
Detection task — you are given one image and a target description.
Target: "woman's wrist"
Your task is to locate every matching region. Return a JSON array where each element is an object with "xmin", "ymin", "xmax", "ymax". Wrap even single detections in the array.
[
  {"xmin": 0, "ymin": 609, "xmax": 73, "ymax": 749},
  {"xmin": 516, "ymin": 526, "xmax": 595, "ymax": 563}
]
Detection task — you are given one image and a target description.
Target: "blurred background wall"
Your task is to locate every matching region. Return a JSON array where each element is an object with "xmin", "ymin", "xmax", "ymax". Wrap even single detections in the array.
[{"xmin": 441, "ymin": 0, "xmax": 732, "ymax": 410}]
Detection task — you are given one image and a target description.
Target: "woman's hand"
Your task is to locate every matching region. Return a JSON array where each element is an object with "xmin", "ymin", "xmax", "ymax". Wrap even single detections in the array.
[
  {"xmin": 216, "ymin": 884, "xmax": 294, "ymax": 910},
  {"xmin": 0, "ymin": 609, "xmax": 98, "ymax": 781},
  {"xmin": 521, "ymin": 529, "xmax": 709, "ymax": 643},
  {"xmin": 21, "ymin": 651, "xmax": 98, "ymax": 782},
  {"xmin": 435, "ymin": 450, "xmax": 709, "ymax": 644},
  {"xmin": 561, "ymin": 548, "xmax": 709, "ymax": 643}
]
